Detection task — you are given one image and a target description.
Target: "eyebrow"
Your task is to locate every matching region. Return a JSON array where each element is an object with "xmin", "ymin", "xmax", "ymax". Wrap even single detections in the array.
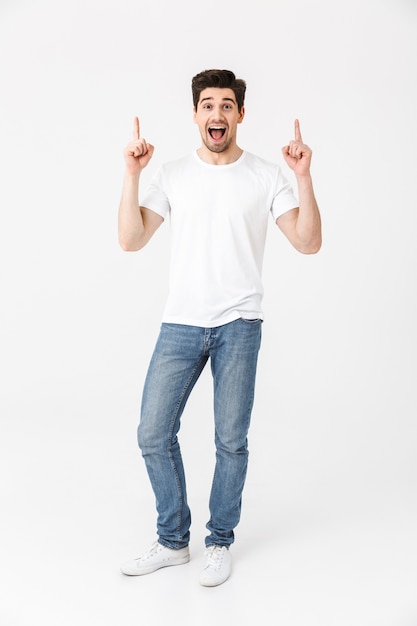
[{"xmin": 199, "ymin": 97, "xmax": 236, "ymax": 105}]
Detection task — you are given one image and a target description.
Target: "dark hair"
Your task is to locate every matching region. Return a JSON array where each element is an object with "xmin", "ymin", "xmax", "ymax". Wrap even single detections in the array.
[{"xmin": 192, "ymin": 69, "xmax": 246, "ymax": 112}]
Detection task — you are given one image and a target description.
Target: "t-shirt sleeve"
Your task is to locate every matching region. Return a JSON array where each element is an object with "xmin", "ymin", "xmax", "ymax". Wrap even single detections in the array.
[
  {"xmin": 140, "ymin": 167, "xmax": 170, "ymax": 219},
  {"xmin": 270, "ymin": 166, "xmax": 299, "ymax": 221}
]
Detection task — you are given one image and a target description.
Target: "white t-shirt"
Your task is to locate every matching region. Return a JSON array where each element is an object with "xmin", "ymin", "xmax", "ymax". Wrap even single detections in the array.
[{"xmin": 141, "ymin": 150, "xmax": 298, "ymax": 328}]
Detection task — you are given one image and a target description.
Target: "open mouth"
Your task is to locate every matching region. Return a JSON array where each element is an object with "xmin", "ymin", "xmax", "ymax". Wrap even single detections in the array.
[{"xmin": 208, "ymin": 126, "xmax": 226, "ymax": 140}]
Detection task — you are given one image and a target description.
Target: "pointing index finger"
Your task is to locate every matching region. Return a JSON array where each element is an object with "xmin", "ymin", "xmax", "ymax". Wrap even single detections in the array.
[
  {"xmin": 133, "ymin": 116, "xmax": 140, "ymax": 140},
  {"xmin": 294, "ymin": 118, "xmax": 302, "ymax": 142}
]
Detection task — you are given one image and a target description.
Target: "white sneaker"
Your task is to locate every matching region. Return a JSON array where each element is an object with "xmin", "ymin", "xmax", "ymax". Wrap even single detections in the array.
[
  {"xmin": 120, "ymin": 540, "xmax": 190, "ymax": 576},
  {"xmin": 199, "ymin": 545, "xmax": 231, "ymax": 587}
]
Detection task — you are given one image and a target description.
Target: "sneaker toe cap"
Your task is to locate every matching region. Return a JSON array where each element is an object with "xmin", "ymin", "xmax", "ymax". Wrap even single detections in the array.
[{"xmin": 120, "ymin": 560, "xmax": 140, "ymax": 575}]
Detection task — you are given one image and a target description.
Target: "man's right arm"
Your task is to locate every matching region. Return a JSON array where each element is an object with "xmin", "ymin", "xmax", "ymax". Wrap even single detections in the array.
[{"xmin": 118, "ymin": 117, "xmax": 164, "ymax": 251}]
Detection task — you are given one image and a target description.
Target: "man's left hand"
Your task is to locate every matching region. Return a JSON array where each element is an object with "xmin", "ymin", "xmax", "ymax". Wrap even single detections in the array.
[{"xmin": 282, "ymin": 119, "xmax": 312, "ymax": 177}]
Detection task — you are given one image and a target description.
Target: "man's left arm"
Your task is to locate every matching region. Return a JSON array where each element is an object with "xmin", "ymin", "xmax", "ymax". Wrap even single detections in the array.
[{"xmin": 276, "ymin": 119, "xmax": 322, "ymax": 254}]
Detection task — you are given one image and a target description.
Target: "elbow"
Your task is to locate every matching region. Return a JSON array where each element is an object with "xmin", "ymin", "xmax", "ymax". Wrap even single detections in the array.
[
  {"xmin": 303, "ymin": 241, "xmax": 322, "ymax": 255},
  {"xmin": 118, "ymin": 221, "xmax": 154, "ymax": 251},
  {"xmin": 120, "ymin": 243, "xmax": 140, "ymax": 252},
  {"xmin": 118, "ymin": 236, "xmax": 143, "ymax": 252},
  {"xmin": 296, "ymin": 236, "xmax": 322, "ymax": 255}
]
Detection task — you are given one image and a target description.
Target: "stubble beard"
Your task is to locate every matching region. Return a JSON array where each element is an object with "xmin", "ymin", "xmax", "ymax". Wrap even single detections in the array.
[{"xmin": 203, "ymin": 132, "xmax": 232, "ymax": 154}]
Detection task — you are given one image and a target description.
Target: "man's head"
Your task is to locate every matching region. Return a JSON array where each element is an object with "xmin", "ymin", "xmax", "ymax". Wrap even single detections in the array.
[
  {"xmin": 192, "ymin": 69, "xmax": 246, "ymax": 113},
  {"xmin": 192, "ymin": 69, "xmax": 246, "ymax": 158}
]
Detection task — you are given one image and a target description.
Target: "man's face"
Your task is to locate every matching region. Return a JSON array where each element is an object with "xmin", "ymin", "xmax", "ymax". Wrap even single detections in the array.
[{"xmin": 193, "ymin": 88, "xmax": 245, "ymax": 154}]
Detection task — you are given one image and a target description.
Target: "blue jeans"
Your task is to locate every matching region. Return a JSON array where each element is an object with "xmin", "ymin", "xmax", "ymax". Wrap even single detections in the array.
[{"xmin": 137, "ymin": 318, "xmax": 262, "ymax": 549}]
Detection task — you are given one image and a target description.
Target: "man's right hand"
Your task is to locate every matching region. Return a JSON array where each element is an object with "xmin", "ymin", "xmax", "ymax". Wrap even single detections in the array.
[{"xmin": 124, "ymin": 116, "xmax": 154, "ymax": 174}]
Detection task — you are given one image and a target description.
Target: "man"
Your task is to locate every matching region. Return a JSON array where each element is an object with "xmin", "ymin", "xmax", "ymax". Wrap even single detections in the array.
[{"xmin": 118, "ymin": 69, "xmax": 321, "ymax": 586}]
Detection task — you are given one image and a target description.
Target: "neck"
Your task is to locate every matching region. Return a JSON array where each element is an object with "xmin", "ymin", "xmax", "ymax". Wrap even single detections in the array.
[{"xmin": 196, "ymin": 144, "xmax": 243, "ymax": 165}]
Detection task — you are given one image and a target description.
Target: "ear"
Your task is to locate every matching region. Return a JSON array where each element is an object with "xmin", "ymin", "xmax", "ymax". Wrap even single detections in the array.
[
  {"xmin": 238, "ymin": 106, "xmax": 245, "ymax": 124},
  {"xmin": 193, "ymin": 106, "xmax": 197, "ymax": 123}
]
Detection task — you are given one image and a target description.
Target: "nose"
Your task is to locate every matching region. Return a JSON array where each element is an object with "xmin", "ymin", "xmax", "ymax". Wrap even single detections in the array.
[{"xmin": 210, "ymin": 106, "xmax": 225, "ymax": 121}]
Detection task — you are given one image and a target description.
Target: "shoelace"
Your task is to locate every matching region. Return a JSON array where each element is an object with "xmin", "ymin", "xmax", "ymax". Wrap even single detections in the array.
[
  {"xmin": 204, "ymin": 546, "xmax": 225, "ymax": 570},
  {"xmin": 136, "ymin": 541, "xmax": 161, "ymax": 563}
]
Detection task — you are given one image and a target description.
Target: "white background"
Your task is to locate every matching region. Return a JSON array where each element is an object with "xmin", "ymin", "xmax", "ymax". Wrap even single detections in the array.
[{"xmin": 1, "ymin": 0, "xmax": 416, "ymax": 624}]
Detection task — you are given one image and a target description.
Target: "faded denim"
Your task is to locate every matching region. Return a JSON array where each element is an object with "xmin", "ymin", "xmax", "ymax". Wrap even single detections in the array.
[{"xmin": 137, "ymin": 318, "xmax": 262, "ymax": 549}]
